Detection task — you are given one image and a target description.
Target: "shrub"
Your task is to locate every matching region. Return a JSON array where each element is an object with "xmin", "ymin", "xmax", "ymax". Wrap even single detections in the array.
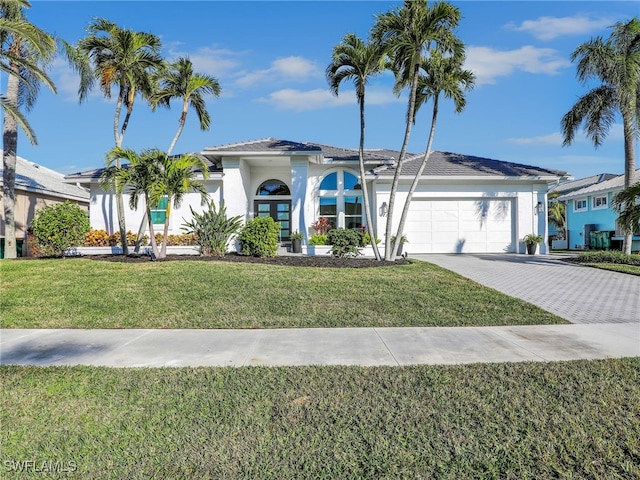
[
  {"xmin": 238, "ymin": 217, "xmax": 280, "ymax": 257},
  {"xmin": 30, "ymin": 201, "xmax": 91, "ymax": 257},
  {"xmin": 361, "ymin": 232, "xmax": 380, "ymax": 246},
  {"xmin": 182, "ymin": 200, "xmax": 243, "ymax": 256},
  {"xmin": 575, "ymin": 250, "xmax": 640, "ymax": 266},
  {"xmin": 312, "ymin": 217, "xmax": 332, "ymax": 235},
  {"xmin": 84, "ymin": 229, "xmax": 110, "ymax": 247},
  {"xmin": 326, "ymin": 228, "xmax": 362, "ymax": 258},
  {"xmin": 108, "ymin": 231, "xmax": 148, "ymax": 247},
  {"xmin": 308, "ymin": 234, "xmax": 328, "ymax": 246}
]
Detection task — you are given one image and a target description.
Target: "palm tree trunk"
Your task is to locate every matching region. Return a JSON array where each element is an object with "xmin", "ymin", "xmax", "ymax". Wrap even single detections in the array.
[
  {"xmin": 393, "ymin": 94, "xmax": 440, "ymax": 258},
  {"xmin": 145, "ymin": 197, "xmax": 160, "ymax": 259},
  {"xmin": 113, "ymin": 92, "xmax": 129, "ymax": 255},
  {"xmin": 622, "ymin": 111, "xmax": 637, "ymax": 255},
  {"xmin": 2, "ymin": 69, "xmax": 19, "ymax": 259},
  {"xmin": 384, "ymin": 64, "xmax": 421, "ymax": 260},
  {"xmin": 358, "ymin": 97, "xmax": 381, "ymax": 261},
  {"xmin": 167, "ymin": 104, "xmax": 188, "ymax": 156},
  {"xmin": 160, "ymin": 200, "xmax": 171, "ymax": 259}
]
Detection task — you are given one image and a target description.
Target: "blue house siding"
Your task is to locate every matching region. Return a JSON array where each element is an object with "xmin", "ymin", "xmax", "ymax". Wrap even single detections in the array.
[{"xmin": 566, "ymin": 192, "xmax": 617, "ymax": 250}]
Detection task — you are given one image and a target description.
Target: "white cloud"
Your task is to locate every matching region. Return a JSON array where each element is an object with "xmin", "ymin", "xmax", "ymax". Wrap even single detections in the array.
[
  {"xmin": 505, "ymin": 15, "xmax": 614, "ymax": 40},
  {"xmin": 465, "ymin": 45, "xmax": 571, "ymax": 85},
  {"xmin": 258, "ymin": 86, "xmax": 403, "ymax": 111},
  {"xmin": 508, "ymin": 132, "xmax": 564, "ymax": 146},
  {"xmin": 167, "ymin": 45, "xmax": 242, "ymax": 78},
  {"xmin": 236, "ymin": 56, "xmax": 320, "ymax": 88}
]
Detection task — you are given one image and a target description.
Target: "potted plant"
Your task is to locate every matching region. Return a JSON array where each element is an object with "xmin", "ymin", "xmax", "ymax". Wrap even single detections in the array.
[
  {"xmin": 523, "ymin": 233, "xmax": 543, "ymax": 255},
  {"xmin": 390, "ymin": 234, "xmax": 408, "ymax": 257},
  {"xmin": 290, "ymin": 231, "xmax": 303, "ymax": 254}
]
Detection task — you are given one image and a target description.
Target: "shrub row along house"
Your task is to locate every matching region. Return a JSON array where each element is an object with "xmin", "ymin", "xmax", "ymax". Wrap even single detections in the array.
[
  {"xmin": 64, "ymin": 138, "xmax": 567, "ymax": 255},
  {"xmin": 556, "ymin": 169, "xmax": 640, "ymax": 252}
]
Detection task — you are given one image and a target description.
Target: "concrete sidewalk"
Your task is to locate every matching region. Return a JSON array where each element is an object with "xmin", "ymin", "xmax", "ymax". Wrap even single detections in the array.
[{"xmin": 2, "ymin": 324, "xmax": 638, "ymax": 367}]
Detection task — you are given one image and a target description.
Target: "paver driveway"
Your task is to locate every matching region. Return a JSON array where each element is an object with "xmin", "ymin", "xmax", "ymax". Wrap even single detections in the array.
[{"xmin": 412, "ymin": 254, "xmax": 640, "ymax": 324}]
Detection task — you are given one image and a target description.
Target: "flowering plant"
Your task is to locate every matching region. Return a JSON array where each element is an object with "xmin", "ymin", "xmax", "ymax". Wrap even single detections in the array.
[{"xmin": 312, "ymin": 217, "xmax": 332, "ymax": 235}]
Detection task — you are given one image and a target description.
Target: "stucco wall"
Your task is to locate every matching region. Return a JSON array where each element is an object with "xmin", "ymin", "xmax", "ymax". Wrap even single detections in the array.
[{"xmin": 565, "ymin": 191, "xmax": 617, "ymax": 250}]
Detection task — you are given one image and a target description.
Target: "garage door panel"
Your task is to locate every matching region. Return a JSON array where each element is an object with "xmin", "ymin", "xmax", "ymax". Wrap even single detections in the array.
[{"xmin": 405, "ymin": 198, "xmax": 514, "ymax": 254}]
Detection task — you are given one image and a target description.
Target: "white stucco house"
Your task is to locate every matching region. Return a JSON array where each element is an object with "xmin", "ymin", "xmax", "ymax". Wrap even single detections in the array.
[{"xmin": 64, "ymin": 138, "xmax": 567, "ymax": 254}]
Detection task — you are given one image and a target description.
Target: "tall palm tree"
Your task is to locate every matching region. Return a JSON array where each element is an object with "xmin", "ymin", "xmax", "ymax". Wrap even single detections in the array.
[
  {"xmin": 67, "ymin": 19, "xmax": 165, "ymax": 255},
  {"xmin": 1, "ymin": 0, "xmax": 56, "ymax": 259},
  {"xmin": 561, "ymin": 18, "xmax": 640, "ymax": 254},
  {"xmin": 372, "ymin": 0, "xmax": 462, "ymax": 260},
  {"xmin": 613, "ymin": 181, "xmax": 640, "ymax": 238},
  {"xmin": 151, "ymin": 153, "xmax": 209, "ymax": 259},
  {"xmin": 326, "ymin": 33, "xmax": 386, "ymax": 260},
  {"xmin": 393, "ymin": 51, "xmax": 475, "ymax": 257},
  {"xmin": 102, "ymin": 147, "xmax": 164, "ymax": 258},
  {"xmin": 151, "ymin": 56, "xmax": 221, "ymax": 155}
]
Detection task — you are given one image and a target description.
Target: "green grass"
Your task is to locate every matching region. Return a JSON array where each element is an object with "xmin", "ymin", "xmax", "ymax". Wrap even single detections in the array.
[
  {"xmin": 566, "ymin": 251, "xmax": 640, "ymax": 276},
  {"xmin": 586, "ymin": 263, "xmax": 640, "ymax": 276},
  {"xmin": 0, "ymin": 258, "xmax": 565, "ymax": 328},
  {"xmin": 2, "ymin": 359, "xmax": 639, "ymax": 479}
]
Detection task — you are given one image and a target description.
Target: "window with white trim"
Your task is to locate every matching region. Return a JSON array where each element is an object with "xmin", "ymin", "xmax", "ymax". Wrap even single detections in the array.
[
  {"xmin": 574, "ymin": 198, "xmax": 587, "ymax": 212},
  {"xmin": 592, "ymin": 195, "xmax": 608, "ymax": 210},
  {"xmin": 151, "ymin": 196, "xmax": 168, "ymax": 224},
  {"xmin": 318, "ymin": 170, "xmax": 362, "ymax": 229}
]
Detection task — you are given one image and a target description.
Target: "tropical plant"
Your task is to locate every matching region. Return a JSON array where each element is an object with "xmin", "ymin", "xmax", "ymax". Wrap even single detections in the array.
[
  {"xmin": 238, "ymin": 216, "xmax": 280, "ymax": 257},
  {"xmin": 547, "ymin": 192, "xmax": 567, "ymax": 237},
  {"xmin": 289, "ymin": 231, "xmax": 304, "ymax": 241},
  {"xmin": 326, "ymin": 228, "xmax": 362, "ymax": 258},
  {"xmin": 561, "ymin": 18, "xmax": 640, "ymax": 254},
  {"xmin": 30, "ymin": 201, "xmax": 90, "ymax": 257},
  {"xmin": 308, "ymin": 234, "xmax": 328, "ymax": 246},
  {"xmin": 523, "ymin": 234, "xmax": 543, "ymax": 245},
  {"xmin": 613, "ymin": 181, "xmax": 640, "ymax": 235},
  {"xmin": 1, "ymin": 0, "xmax": 57, "ymax": 259},
  {"xmin": 152, "ymin": 152, "xmax": 210, "ymax": 259},
  {"xmin": 102, "ymin": 147, "xmax": 164, "ymax": 258},
  {"xmin": 327, "ymin": 33, "xmax": 385, "ymax": 260},
  {"xmin": 151, "ymin": 56, "xmax": 221, "ymax": 155},
  {"xmin": 66, "ymin": 19, "xmax": 165, "ymax": 255},
  {"xmin": 372, "ymin": 0, "xmax": 463, "ymax": 260},
  {"xmin": 182, "ymin": 200, "xmax": 242, "ymax": 257},
  {"xmin": 312, "ymin": 217, "xmax": 332, "ymax": 235}
]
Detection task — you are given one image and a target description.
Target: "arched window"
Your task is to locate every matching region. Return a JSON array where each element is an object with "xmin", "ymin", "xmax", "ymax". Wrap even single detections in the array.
[
  {"xmin": 256, "ymin": 179, "xmax": 291, "ymax": 196},
  {"xmin": 318, "ymin": 170, "xmax": 362, "ymax": 230}
]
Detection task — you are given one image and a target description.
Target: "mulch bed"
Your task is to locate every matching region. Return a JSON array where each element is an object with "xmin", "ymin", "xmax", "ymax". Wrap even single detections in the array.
[{"xmin": 87, "ymin": 253, "xmax": 409, "ymax": 268}]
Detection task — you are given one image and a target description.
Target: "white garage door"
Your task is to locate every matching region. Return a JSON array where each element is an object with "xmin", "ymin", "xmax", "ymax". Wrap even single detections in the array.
[{"xmin": 404, "ymin": 198, "xmax": 515, "ymax": 253}]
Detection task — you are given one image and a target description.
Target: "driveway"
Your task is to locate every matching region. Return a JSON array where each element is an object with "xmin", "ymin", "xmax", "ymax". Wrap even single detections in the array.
[{"xmin": 411, "ymin": 254, "xmax": 640, "ymax": 324}]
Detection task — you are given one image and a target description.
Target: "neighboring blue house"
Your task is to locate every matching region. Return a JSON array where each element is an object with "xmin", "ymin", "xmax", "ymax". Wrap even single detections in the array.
[{"xmin": 557, "ymin": 170, "xmax": 640, "ymax": 252}]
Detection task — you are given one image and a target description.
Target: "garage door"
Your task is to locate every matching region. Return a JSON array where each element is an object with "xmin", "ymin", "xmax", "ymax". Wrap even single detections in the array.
[{"xmin": 404, "ymin": 198, "xmax": 515, "ymax": 253}]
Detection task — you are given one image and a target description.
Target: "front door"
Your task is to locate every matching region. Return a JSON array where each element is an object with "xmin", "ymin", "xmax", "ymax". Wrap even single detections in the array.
[{"xmin": 254, "ymin": 200, "xmax": 291, "ymax": 240}]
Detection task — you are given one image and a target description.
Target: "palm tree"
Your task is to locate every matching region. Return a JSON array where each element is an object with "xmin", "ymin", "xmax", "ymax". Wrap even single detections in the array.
[
  {"xmin": 372, "ymin": 0, "xmax": 462, "ymax": 260},
  {"xmin": 613, "ymin": 181, "xmax": 640, "ymax": 238},
  {"xmin": 1, "ymin": 0, "xmax": 56, "ymax": 259},
  {"xmin": 102, "ymin": 148, "xmax": 164, "ymax": 258},
  {"xmin": 326, "ymin": 33, "xmax": 386, "ymax": 260},
  {"xmin": 151, "ymin": 153, "xmax": 209, "ymax": 259},
  {"xmin": 547, "ymin": 191, "xmax": 566, "ymax": 237},
  {"xmin": 392, "ymin": 50, "xmax": 475, "ymax": 258},
  {"xmin": 151, "ymin": 56, "xmax": 221, "ymax": 155},
  {"xmin": 67, "ymin": 19, "xmax": 165, "ymax": 255},
  {"xmin": 561, "ymin": 18, "xmax": 640, "ymax": 254}
]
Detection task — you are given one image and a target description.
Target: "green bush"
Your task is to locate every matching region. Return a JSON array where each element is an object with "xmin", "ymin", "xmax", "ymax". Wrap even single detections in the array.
[
  {"xmin": 327, "ymin": 228, "xmax": 362, "ymax": 258},
  {"xmin": 575, "ymin": 250, "xmax": 640, "ymax": 266},
  {"xmin": 30, "ymin": 201, "xmax": 91, "ymax": 257},
  {"xmin": 182, "ymin": 200, "xmax": 243, "ymax": 256},
  {"xmin": 361, "ymin": 232, "xmax": 380, "ymax": 246},
  {"xmin": 238, "ymin": 216, "xmax": 280, "ymax": 257},
  {"xmin": 308, "ymin": 234, "xmax": 328, "ymax": 246}
]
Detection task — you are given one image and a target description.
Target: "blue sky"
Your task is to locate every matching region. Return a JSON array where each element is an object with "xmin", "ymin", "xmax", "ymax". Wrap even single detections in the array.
[{"xmin": 6, "ymin": 0, "xmax": 639, "ymax": 180}]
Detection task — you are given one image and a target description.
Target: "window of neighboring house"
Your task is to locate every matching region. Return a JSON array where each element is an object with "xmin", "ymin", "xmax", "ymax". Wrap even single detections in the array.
[
  {"xmin": 318, "ymin": 171, "xmax": 362, "ymax": 229},
  {"xmin": 151, "ymin": 196, "xmax": 168, "ymax": 224},
  {"xmin": 574, "ymin": 198, "xmax": 587, "ymax": 212},
  {"xmin": 592, "ymin": 195, "xmax": 608, "ymax": 210}
]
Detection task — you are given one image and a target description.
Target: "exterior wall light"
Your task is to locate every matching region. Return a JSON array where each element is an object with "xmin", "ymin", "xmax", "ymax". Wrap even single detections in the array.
[
  {"xmin": 535, "ymin": 201, "xmax": 544, "ymax": 215},
  {"xmin": 379, "ymin": 202, "xmax": 388, "ymax": 217}
]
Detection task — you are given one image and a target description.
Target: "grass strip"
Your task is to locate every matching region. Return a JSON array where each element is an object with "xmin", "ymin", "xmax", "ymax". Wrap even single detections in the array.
[
  {"xmin": 1, "ymin": 359, "xmax": 639, "ymax": 479},
  {"xmin": 0, "ymin": 259, "xmax": 564, "ymax": 328}
]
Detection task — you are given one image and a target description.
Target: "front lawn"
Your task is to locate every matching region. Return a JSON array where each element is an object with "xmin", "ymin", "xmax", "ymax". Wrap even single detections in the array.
[
  {"xmin": 0, "ymin": 258, "xmax": 564, "ymax": 328},
  {"xmin": 2, "ymin": 359, "xmax": 638, "ymax": 479}
]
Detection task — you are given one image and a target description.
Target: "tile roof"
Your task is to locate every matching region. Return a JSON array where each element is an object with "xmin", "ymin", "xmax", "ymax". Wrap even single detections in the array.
[
  {"xmin": 306, "ymin": 143, "xmax": 398, "ymax": 163},
  {"xmin": 203, "ymin": 138, "xmax": 322, "ymax": 153},
  {"xmin": 374, "ymin": 151, "xmax": 566, "ymax": 178},
  {"xmin": 1, "ymin": 153, "xmax": 89, "ymax": 201},
  {"xmin": 549, "ymin": 173, "xmax": 617, "ymax": 195},
  {"xmin": 557, "ymin": 169, "xmax": 640, "ymax": 200}
]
